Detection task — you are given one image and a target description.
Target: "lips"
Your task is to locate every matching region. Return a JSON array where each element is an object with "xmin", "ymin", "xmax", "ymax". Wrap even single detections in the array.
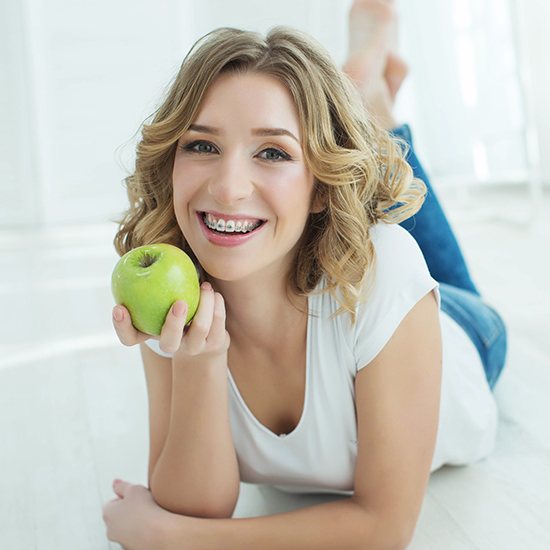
[
  {"xmin": 201, "ymin": 212, "xmax": 265, "ymax": 233},
  {"xmin": 196, "ymin": 211, "xmax": 266, "ymax": 247}
]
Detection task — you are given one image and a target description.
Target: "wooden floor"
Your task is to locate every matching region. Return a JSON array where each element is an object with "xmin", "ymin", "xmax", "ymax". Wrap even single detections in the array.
[{"xmin": 1, "ymin": 185, "xmax": 549, "ymax": 549}]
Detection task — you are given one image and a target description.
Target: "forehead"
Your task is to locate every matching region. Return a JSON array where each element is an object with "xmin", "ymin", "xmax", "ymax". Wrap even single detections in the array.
[{"xmin": 194, "ymin": 71, "xmax": 301, "ymax": 136}]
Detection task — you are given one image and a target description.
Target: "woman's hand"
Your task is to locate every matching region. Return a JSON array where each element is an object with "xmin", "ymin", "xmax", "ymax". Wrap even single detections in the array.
[
  {"xmin": 103, "ymin": 480, "xmax": 167, "ymax": 549},
  {"xmin": 112, "ymin": 281, "xmax": 229, "ymax": 361},
  {"xmin": 171, "ymin": 281, "xmax": 230, "ymax": 365},
  {"xmin": 102, "ymin": 479, "xmax": 198, "ymax": 550},
  {"xmin": 111, "ymin": 303, "xmax": 153, "ymax": 346}
]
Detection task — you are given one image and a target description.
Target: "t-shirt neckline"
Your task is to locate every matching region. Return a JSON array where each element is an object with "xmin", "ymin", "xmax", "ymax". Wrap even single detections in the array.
[{"xmin": 227, "ymin": 292, "xmax": 314, "ymax": 440}]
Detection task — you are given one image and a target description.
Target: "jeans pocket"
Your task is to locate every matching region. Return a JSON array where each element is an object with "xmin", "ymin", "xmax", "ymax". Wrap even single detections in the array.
[{"xmin": 439, "ymin": 283, "xmax": 508, "ymax": 389}]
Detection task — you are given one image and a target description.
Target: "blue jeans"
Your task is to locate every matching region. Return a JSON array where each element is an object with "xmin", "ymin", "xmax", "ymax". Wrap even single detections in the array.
[{"xmin": 392, "ymin": 124, "xmax": 507, "ymax": 390}]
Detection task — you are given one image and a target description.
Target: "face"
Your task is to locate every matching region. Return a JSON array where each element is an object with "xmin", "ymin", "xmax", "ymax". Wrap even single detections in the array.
[{"xmin": 172, "ymin": 71, "xmax": 320, "ymax": 284}]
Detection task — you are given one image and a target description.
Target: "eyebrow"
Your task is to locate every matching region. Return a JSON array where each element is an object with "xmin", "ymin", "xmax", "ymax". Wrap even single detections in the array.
[{"xmin": 188, "ymin": 124, "xmax": 300, "ymax": 143}]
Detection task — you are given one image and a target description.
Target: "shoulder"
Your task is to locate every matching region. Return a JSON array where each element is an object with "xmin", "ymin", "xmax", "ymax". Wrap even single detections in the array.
[
  {"xmin": 368, "ymin": 222, "xmax": 430, "ymax": 281},
  {"xmin": 358, "ymin": 221, "xmax": 437, "ymax": 309},
  {"xmin": 350, "ymin": 222, "xmax": 440, "ymax": 370}
]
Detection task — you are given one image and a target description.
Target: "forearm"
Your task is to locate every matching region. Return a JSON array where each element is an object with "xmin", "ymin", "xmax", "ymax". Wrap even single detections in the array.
[
  {"xmin": 151, "ymin": 358, "xmax": 239, "ymax": 518},
  {"xmin": 167, "ymin": 497, "xmax": 405, "ymax": 550}
]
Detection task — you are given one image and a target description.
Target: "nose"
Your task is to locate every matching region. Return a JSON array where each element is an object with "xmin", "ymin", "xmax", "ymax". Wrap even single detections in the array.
[{"xmin": 207, "ymin": 154, "xmax": 254, "ymax": 205}]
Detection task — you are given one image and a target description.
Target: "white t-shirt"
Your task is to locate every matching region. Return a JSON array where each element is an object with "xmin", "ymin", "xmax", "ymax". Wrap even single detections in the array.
[{"xmin": 145, "ymin": 222, "xmax": 498, "ymax": 495}]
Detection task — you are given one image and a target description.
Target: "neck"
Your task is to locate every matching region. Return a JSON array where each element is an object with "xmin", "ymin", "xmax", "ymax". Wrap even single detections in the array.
[{"xmin": 208, "ymin": 275, "xmax": 308, "ymax": 353}]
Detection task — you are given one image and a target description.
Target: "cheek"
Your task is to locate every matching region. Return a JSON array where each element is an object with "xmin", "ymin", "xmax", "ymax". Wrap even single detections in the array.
[
  {"xmin": 271, "ymin": 184, "xmax": 315, "ymax": 234},
  {"xmin": 259, "ymin": 165, "xmax": 313, "ymax": 201},
  {"xmin": 171, "ymin": 184, "xmax": 194, "ymax": 235},
  {"xmin": 172, "ymin": 163, "xmax": 199, "ymax": 207},
  {"xmin": 283, "ymin": 171, "xmax": 315, "ymax": 213},
  {"xmin": 171, "ymin": 185, "xmax": 186, "ymax": 220}
]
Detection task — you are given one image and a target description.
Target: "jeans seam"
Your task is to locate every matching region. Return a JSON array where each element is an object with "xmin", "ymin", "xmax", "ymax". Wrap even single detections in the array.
[{"xmin": 441, "ymin": 296, "xmax": 501, "ymax": 348}]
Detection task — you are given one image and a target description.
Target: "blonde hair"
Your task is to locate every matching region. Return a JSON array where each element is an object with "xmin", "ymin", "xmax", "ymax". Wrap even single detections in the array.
[{"xmin": 113, "ymin": 26, "xmax": 426, "ymax": 324}]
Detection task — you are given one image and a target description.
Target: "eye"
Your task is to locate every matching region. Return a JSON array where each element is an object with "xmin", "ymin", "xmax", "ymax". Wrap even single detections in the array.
[
  {"xmin": 180, "ymin": 140, "xmax": 218, "ymax": 155},
  {"xmin": 257, "ymin": 147, "xmax": 292, "ymax": 162}
]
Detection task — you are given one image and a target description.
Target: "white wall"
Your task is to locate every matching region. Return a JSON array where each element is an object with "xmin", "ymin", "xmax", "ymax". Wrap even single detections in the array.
[
  {"xmin": 1, "ymin": 0, "xmax": 37, "ymax": 227},
  {"xmin": 0, "ymin": 0, "xmax": 351, "ymax": 229},
  {"xmin": 0, "ymin": 0, "xmax": 547, "ymax": 230},
  {"xmin": 4, "ymin": 0, "xmax": 190, "ymax": 228}
]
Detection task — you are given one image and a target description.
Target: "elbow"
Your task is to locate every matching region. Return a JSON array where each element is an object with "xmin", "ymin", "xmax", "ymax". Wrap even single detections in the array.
[
  {"xmin": 150, "ymin": 476, "xmax": 239, "ymax": 519},
  {"xmin": 363, "ymin": 529, "xmax": 412, "ymax": 550},
  {"xmin": 372, "ymin": 517, "xmax": 415, "ymax": 550},
  {"xmin": 355, "ymin": 528, "xmax": 411, "ymax": 550},
  {"xmin": 379, "ymin": 520, "xmax": 415, "ymax": 550},
  {"xmin": 354, "ymin": 506, "xmax": 415, "ymax": 550},
  {"xmin": 385, "ymin": 533, "xmax": 413, "ymax": 550}
]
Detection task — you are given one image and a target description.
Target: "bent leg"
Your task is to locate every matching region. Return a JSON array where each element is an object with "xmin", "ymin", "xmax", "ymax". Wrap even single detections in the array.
[
  {"xmin": 392, "ymin": 124, "xmax": 481, "ymax": 296},
  {"xmin": 340, "ymin": 1, "xmax": 481, "ymax": 296}
]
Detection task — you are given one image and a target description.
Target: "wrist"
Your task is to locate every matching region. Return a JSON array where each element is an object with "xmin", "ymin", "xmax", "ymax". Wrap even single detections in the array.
[
  {"xmin": 161, "ymin": 514, "xmax": 206, "ymax": 550},
  {"xmin": 172, "ymin": 350, "xmax": 228, "ymax": 372}
]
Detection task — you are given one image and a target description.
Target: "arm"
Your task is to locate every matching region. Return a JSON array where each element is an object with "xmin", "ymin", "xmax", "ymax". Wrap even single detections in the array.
[
  {"xmin": 352, "ymin": 289, "xmax": 441, "ymax": 545},
  {"xmin": 159, "ymin": 290, "xmax": 442, "ymax": 550},
  {"xmin": 104, "ymin": 288, "xmax": 239, "ymax": 550},
  {"xmin": 141, "ymin": 343, "xmax": 240, "ymax": 518},
  {"xmin": 142, "ymin": 287, "xmax": 240, "ymax": 519},
  {"xmin": 140, "ymin": 343, "xmax": 172, "ymax": 487}
]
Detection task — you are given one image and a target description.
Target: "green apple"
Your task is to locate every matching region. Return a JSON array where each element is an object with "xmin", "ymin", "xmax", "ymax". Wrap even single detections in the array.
[{"xmin": 111, "ymin": 243, "xmax": 200, "ymax": 336}]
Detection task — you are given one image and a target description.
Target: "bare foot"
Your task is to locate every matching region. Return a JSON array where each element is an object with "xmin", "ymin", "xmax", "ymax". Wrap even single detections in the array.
[
  {"xmin": 342, "ymin": 0, "xmax": 408, "ymax": 128},
  {"xmin": 384, "ymin": 51, "xmax": 408, "ymax": 102},
  {"xmin": 343, "ymin": 0, "xmax": 395, "ymax": 89}
]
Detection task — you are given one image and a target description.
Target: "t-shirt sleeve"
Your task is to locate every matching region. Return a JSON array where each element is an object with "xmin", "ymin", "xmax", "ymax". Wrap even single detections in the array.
[
  {"xmin": 354, "ymin": 222, "xmax": 440, "ymax": 371},
  {"xmin": 143, "ymin": 338, "xmax": 174, "ymax": 358}
]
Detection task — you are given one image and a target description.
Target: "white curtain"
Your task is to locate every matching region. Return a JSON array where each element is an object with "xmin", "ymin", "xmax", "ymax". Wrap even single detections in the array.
[{"xmin": 396, "ymin": 0, "xmax": 529, "ymax": 187}]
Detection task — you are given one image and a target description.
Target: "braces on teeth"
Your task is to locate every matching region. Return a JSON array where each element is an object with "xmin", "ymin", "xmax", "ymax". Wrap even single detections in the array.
[{"xmin": 203, "ymin": 213, "xmax": 262, "ymax": 233}]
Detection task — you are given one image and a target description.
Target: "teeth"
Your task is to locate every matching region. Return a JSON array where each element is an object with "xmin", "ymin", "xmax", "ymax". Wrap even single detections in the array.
[{"xmin": 203, "ymin": 213, "xmax": 262, "ymax": 233}]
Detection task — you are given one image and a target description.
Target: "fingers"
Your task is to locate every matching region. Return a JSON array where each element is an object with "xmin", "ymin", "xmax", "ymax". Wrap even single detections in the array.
[
  {"xmin": 158, "ymin": 281, "xmax": 220, "ymax": 355},
  {"xmin": 112, "ymin": 305, "xmax": 151, "ymax": 346},
  {"xmin": 114, "ymin": 281, "xmax": 229, "ymax": 357},
  {"xmin": 182, "ymin": 282, "xmax": 217, "ymax": 355},
  {"xmin": 206, "ymin": 291, "xmax": 230, "ymax": 350},
  {"xmin": 158, "ymin": 299, "xmax": 189, "ymax": 354},
  {"xmin": 112, "ymin": 478, "xmax": 128, "ymax": 498},
  {"xmin": 174, "ymin": 282, "xmax": 229, "ymax": 358}
]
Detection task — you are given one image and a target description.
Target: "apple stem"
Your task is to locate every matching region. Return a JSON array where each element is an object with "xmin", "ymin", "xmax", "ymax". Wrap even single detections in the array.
[{"xmin": 140, "ymin": 253, "xmax": 157, "ymax": 268}]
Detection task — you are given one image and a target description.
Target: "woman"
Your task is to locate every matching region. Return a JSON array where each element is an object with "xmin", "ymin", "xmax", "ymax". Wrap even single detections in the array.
[{"xmin": 103, "ymin": 3, "xmax": 507, "ymax": 548}]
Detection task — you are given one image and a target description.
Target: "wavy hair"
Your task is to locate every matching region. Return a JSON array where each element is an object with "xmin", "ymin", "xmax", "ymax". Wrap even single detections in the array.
[{"xmin": 113, "ymin": 26, "xmax": 426, "ymax": 324}]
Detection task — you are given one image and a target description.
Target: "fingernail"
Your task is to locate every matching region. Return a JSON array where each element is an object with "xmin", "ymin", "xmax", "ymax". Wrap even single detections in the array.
[
  {"xmin": 172, "ymin": 301, "xmax": 186, "ymax": 317},
  {"xmin": 202, "ymin": 282, "xmax": 212, "ymax": 291},
  {"xmin": 113, "ymin": 307, "xmax": 123, "ymax": 322}
]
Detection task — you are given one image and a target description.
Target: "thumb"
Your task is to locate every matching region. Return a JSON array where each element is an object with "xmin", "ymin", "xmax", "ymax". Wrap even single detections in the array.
[{"xmin": 112, "ymin": 478, "xmax": 130, "ymax": 498}]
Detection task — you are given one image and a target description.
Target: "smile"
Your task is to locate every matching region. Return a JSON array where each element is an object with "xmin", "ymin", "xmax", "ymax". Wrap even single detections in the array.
[
  {"xmin": 202, "ymin": 212, "xmax": 264, "ymax": 233},
  {"xmin": 197, "ymin": 212, "xmax": 267, "ymax": 247}
]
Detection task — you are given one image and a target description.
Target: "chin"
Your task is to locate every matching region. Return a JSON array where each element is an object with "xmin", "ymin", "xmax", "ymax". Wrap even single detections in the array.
[{"xmin": 197, "ymin": 260, "xmax": 252, "ymax": 283}]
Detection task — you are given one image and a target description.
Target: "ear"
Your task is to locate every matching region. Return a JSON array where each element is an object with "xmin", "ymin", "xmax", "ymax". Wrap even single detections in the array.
[
  {"xmin": 310, "ymin": 197, "xmax": 326, "ymax": 214},
  {"xmin": 310, "ymin": 184, "xmax": 326, "ymax": 214}
]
